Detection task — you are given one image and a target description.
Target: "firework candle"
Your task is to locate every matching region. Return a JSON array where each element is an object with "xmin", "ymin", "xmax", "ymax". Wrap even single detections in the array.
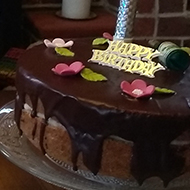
[{"xmin": 114, "ymin": 0, "xmax": 138, "ymax": 41}]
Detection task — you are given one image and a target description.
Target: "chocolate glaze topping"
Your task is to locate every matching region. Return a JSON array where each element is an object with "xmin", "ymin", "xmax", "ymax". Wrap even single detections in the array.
[{"xmin": 15, "ymin": 38, "xmax": 190, "ymax": 186}]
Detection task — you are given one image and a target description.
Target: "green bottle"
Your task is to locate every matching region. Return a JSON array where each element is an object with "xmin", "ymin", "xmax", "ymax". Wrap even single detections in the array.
[{"xmin": 149, "ymin": 40, "xmax": 190, "ymax": 71}]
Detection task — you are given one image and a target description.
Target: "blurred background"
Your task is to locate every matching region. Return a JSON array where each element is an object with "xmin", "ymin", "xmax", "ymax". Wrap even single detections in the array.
[{"xmin": 0, "ymin": 0, "xmax": 190, "ymax": 88}]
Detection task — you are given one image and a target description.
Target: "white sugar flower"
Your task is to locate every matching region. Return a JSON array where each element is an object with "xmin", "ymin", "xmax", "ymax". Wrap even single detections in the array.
[{"xmin": 44, "ymin": 38, "xmax": 74, "ymax": 48}]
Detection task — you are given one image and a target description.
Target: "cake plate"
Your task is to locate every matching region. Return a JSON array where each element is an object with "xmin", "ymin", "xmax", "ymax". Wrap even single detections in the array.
[{"xmin": 0, "ymin": 101, "xmax": 190, "ymax": 190}]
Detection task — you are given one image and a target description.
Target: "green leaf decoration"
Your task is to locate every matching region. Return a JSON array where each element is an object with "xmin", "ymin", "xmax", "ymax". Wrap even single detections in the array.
[
  {"xmin": 55, "ymin": 47, "xmax": 75, "ymax": 57},
  {"xmin": 92, "ymin": 38, "xmax": 109, "ymax": 46},
  {"xmin": 80, "ymin": 68, "xmax": 107, "ymax": 82},
  {"xmin": 154, "ymin": 87, "xmax": 175, "ymax": 94}
]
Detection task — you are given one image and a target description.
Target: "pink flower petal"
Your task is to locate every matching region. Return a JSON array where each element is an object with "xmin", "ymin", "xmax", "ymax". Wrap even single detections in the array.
[
  {"xmin": 51, "ymin": 68, "xmax": 57, "ymax": 73},
  {"xmin": 55, "ymin": 63, "xmax": 69, "ymax": 71},
  {"xmin": 131, "ymin": 79, "xmax": 147, "ymax": 90},
  {"xmin": 52, "ymin": 68, "xmax": 62, "ymax": 75},
  {"xmin": 60, "ymin": 70, "xmax": 76, "ymax": 76},
  {"xmin": 103, "ymin": 32, "xmax": 113, "ymax": 40},
  {"xmin": 144, "ymin": 85, "xmax": 155, "ymax": 96},
  {"xmin": 120, "ymin": 81, "xmax": 133, "ymax": 94},
  {"xmin": 51, "ymin": 63, "xmax": 68, "ymax": 75},
  {"xmin": 70, "ymin": 61, "xmax": 85, "ymax": 73},
  {"xmin": 52, "ymin": 67, "xmax": 75, "ymax": 76}
]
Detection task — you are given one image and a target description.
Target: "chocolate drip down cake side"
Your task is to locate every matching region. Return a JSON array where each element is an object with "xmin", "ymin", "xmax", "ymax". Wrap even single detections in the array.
[{"xmin": 14, "ymin": 36, "xmax": 190, "ymax": 188}]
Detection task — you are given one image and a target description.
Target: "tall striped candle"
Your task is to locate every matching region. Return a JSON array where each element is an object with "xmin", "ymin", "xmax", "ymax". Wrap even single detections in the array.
[{"xmin": 114, "ymin": 0, "xmax": 138, "ymax": 41}]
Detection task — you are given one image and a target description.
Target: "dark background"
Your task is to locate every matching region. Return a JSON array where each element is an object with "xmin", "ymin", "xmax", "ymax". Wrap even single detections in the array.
[{"xmin": 0, "ymin": 0, "xmax": 22, "ymax": 57}]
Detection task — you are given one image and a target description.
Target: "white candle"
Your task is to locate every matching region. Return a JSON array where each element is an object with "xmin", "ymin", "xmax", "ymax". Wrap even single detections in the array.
[{"xmin": 61, "ymin": 0, "xmax": 91, "ymax": 19}]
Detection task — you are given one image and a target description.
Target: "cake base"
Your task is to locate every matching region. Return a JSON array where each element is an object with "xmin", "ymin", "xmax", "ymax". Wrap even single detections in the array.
[{"xmin": 20, "ymin": 111, "xmax": 133, "ymax": 180}]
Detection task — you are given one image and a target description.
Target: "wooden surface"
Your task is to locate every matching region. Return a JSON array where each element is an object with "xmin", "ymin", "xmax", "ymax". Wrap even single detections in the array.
[
  {"xmin": 25, "ymin": 7, "xmax": 116, "ymax": 39},
  {"xmin": 0, "ymin": 90, "xmax": 66, "ymax": 190}
]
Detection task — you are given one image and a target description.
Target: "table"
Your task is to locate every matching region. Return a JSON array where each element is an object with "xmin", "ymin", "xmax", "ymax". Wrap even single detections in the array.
[
  {"xmin": 25, "ymin": 7, "xmax": 116, "ymax": 40},
  {"xmin": 0, "ymin": 90, "xmax": 66, "ymax": 190}
]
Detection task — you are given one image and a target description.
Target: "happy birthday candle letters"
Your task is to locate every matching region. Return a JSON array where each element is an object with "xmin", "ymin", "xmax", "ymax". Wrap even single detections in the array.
[{"xmin": 89, "ymin": 41, "xmax": 165, "ymax": 78}]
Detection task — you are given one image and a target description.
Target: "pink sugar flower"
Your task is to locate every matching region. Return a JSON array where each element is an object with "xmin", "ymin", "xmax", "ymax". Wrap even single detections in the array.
[
  {"xmin": 52, "ymin": 61, "xmax": 85, "ymax": 76},
  {"xmin": 120, "ymin": 79, "xmax": 155, "ymax": 98}
]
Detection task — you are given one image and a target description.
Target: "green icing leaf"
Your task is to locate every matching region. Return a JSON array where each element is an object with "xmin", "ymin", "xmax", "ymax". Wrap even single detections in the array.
[
  {"xmin": 80, "ymin": 68, "xmax": 107, "ymax": 82},
  {"xmin": 154, "ymin": 87, "xmax": 175, "ymax": 94},
  {"xmin": 92, "ymin": 38, "xmax": 108, "ymax": 46},
  {"xmin": 55, "ymin": 47, "xmax": 74, "ymax": 57}
]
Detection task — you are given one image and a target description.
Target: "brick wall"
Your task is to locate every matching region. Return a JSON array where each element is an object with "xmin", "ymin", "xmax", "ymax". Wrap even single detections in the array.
[
  {"xmin": 107, "ymin": 0, "xmax": 190, "ymax": 46},
  {"xmin": 22, "ymin": 0, "xmax": 190, "ymax": 46}
]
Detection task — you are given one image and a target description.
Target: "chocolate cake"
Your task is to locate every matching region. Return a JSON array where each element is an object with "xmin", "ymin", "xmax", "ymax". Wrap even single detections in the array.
[{"xmin": 15, "ymin": 38, "xmax": 190, "ymax": 187}]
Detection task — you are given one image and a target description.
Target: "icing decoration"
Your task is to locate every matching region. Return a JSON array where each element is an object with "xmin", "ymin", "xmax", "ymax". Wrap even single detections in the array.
[
  {"xmin": 154, "ymin": 87, "xmax": 175, "ymax": 94},
  {"xmin": 52, "ymin": 61, "xmax": 84, "ymax": 76},
  {"xmin": 121, "ymin": 79, "xmax": 155, "ymax": 98},
  {"xmin": 92, "ymin": 38, "xmax": 109, "ymax": 46},
  {"xmin": 103, "ymin": 32, "xmax": 113, "ymax": 40},
  {"xmin": 89, "ymin": 40, "xmax": 164, "ymax": 78},
  {"xmin": 80, "ymin": 68, "xmax": 107, "ymax": 81},
  {"xmin": 92, "ymin": 32, "xmax": 113, "ymax": 46},
  {"xmin": 55, "ymin": 47, "xmax": 75, "ymax": 57},
  {"xmin": 44, "ymin": 38, "xmax": 74, "ymax": 48}
]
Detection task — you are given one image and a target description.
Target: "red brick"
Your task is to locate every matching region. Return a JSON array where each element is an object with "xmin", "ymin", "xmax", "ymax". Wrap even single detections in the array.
[
  {"xmin": 137, "ymin": 0, "xmax": 155, "ymax": 14},
  {"xmin": 133, "ymin": 18, "xmax": 155, "ymax": 37},
  {"xmin": 158, "ymin": 17, "xmax": 190, "ymax": 36},
  {"xmin": 107, "ymin": 0, "xmax": 155, "ymax": 13},
  {"xmin": 159, "ymin": 0, "xmax": 183, "ymax": 13}
]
